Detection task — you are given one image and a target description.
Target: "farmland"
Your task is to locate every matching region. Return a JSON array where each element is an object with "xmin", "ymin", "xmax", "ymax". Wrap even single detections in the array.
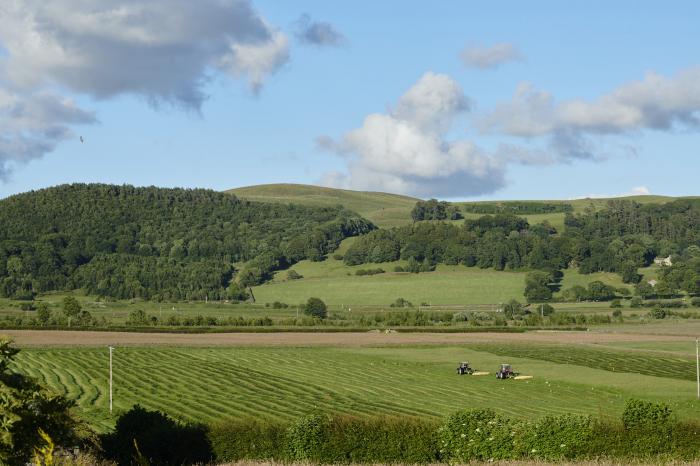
[{"xmin": 8, "ymin": 327, "xmax": 700, "ymax": 433}]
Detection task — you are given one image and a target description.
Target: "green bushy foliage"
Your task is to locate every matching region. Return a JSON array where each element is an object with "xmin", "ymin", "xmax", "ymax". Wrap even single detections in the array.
[
  {"xmin": 303, "ymin": 297, "xmax": 327, "ymax": 319},
  {"xmin": 438, "ymin": 409, "xmax": 518, "ymax": 462},
  {"xmin": 208, "ymin": 418, "xmax": 288, "ymax": 462},
  {"xmin": 518, "ymin": 414, "xmax": 593, "ymax": 460},
  {"xmin": 286, "ymin": 413, "xmax": 329, "ymax": 462},
  {"xmin": 622, "ymin": 399, "xmax": 672, "ymax": 430}
]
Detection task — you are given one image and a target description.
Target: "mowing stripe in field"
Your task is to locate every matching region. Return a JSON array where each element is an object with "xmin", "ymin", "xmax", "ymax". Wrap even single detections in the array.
[{"xmin": 12, "ymin": 345, "xmax": 700, "ymax": 432}]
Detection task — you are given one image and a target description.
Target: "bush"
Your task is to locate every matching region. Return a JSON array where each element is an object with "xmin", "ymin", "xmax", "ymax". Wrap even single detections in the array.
[
  {"xmin": 354, "ymin": 268, "xmax": 385, "ymax": 276},
  {"xmin": 286, "ymin": 413, "xmax": 329, "ymax": 462},
  {"xmin": 519, "ymin": 414, "xmax": 593, "ymax": 460},
  {"xmin": 649, "ymin": 307, "xmax": 668, "ymax": 319},
  {"xmin": 101, "ymin": 405, "xmax": 212, "ymax": 465},
  {"xmin": 303, "ymin": 297, "xmax": 327, "ymax": 319},
  {"xmin": 610, "ymin": 299, "xmax": 622, "ymax": 308},
  {"xmin": 622, "ymin": 399, "xmax": 672, "ymax": 431},
  {"xmin": 390, "ymin": 297, "xmax": 413, "ymax": 308},
  {"xmin": 272, "ymin": 301, "xmax": 289, "ymax": 309},
  {"xmin": 209, "ymin": 418, "xmax": 287, "ymax": 462},
  {"xmin": 438, "ymin": 409, "xmax": 518, "ymax": 462},
  {"xmin": 393, "ymin": 265, "xmax": 404, "ymax": 272},
  {"xmin": 287, "ymin": 270, "xmax": 303, "ymax": 280},
  {"xmin": 612, "ymin": 308, "xmax": 622, "ymax": 318},
  {"xmin": 630, "ymin": 297, "xmax": 642, "ymax": 308},
  {"xmin": 19, "ymin": 302, "xmax": 35, "ymax": 311}
]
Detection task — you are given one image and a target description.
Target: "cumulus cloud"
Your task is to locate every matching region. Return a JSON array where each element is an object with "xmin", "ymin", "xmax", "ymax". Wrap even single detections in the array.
[
  {"xmin": 460, "ymin": 43, "xmax": 521, "ymax": 69},
  {"xmin": 0, "ymin": 0, "xmax": 289, "ymax": 107},
  {"xmin": 294, "ymin": 14, "xmax": 346, "ymax": 47},
  {"xmin": 0, "ymin": 89, "xmax": 96, "ymax": 180},
  {"xmin": 0, "ymin": 0, "xmax": 288, "ymax": 180},
  {"xmin": 319, "ymin": 72, "xmax": 506, "ymax": 197},
  {"xmin": 481, "ymin": 68, "xmax": 700, "ymax": 160},
  {"xmin": 572, "ymin": 186, "xmax": 652, "ymax": 199}
]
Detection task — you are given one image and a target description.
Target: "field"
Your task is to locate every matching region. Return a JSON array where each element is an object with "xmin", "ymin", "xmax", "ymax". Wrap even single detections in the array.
[{"xmin": 8, "ymin": 327, "xmax": 700, "ymax": 433}]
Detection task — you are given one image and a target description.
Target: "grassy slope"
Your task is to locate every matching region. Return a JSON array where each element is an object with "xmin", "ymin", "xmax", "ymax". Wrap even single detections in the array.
[
  {"xmin": 15, "ymin": 343, "xmax": 700, "ymax": 432},
  {"xmin": 228, "ymin": 183, "xmax": 694, "ymax": 229},
  {"xmin": 228, "ymin": 184, "xmax": 418, "ymax": 228}
]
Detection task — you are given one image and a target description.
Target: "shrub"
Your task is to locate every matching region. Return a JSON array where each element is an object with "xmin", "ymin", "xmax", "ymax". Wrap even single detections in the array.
[
  {"xmin": 610, "ymin": 299, "xmax": 622, "ymax": 308},
  {"xmin": 101, "ymin": 405, "xmax": 212, "ymax": 465},
  {"xmin": 287, "ymin": 270, "xmax": 302, "ymax": 280},
  {"xmin": 649, "ymin": 307, "xmax": 668, "ymax": 319},
  {"xmin": 393, "ymin": 265, "xmax": 405, "ymax": 272},
  {"xmin": 332, "ymin": 253, "xmax": 343, "ymax": 261},
  {"xmin": 272, "ymin": 301, "xmax": 288, "ymax": 309},
  {"xmin": 209, "ymin": 418, "xmax": 287, "ymax": 462},
  {"xmin": 19, "ymin": 302, "xmax": 35, "ymax": 311},
  {"xmin": 355, "ymin": 268, "xmax": 385, "ymax": 276},
  {"xmin": 630, "ymin": 297, "xmax": 642, "ymax": 308},
  {"xmin": 438, "ymin": 408, "xmax": 518, "ymax": 462},
  {"xmin": 286, "ymin": 413, "xmax": 329, "ymax": 462},
  {"xmin": 612, "ymin": 308, "xmax": 622, "ymax": 318},
  {"xmin": 519, "ymin": 414, "xmax": 593, "ymax": 460},
  {"xmin": 303, "ymin": 297, "xmax": 327, "ymax": 319},
  {"xmin": 390, "ymin": 297, "xmax": 413, "ymax": 308},
  {"xmin": 622, "ymin": 399, "xmax": 672, "ymax": 431}
]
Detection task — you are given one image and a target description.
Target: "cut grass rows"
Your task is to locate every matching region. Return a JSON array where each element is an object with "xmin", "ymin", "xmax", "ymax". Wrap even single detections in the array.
[
  {"xmin": 14, "ymin": 344, "xmax": 686, "ymax": 432},
  {"xmin": 468, "ymin": 343, "xmax": 696, "ymax": 381}
]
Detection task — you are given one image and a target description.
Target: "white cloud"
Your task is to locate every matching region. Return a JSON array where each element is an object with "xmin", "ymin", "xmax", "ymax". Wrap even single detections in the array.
[
  {"xmin": 0, "ymin": 0, "xmax": 288, "ymax": 180},
  {"xmin": 319, "ymin": 72, "xmax": 506, "ymax": 197},
  {"xmin": 460, "ymin": 43, "xmax": 521, "ymax": 69},
  {"xmin": 0, "ymin": 89, "xmax": 96, "ymax": 180},
  {"xmin": 294, "ymin": 14, "xmax": 346, "ymax": 47},
  {"xmin": 0, "ymin": 0, "xmax": 289, "ymax": 107},
  {"xmin": 572, "ymin": 186, "xmax": 652, "ymax": 199},
  {"xmin": 481, "ymin": 68, "xmax": 700, "ymax": 160}
]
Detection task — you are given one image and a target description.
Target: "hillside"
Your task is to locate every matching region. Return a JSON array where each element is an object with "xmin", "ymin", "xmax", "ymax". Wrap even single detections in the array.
[
  {"xmin": 228, "ymin": 183, "xmax": 695, "ymax": 230},
  {"xmin": 228, "ymin": 183, "xmax": 419, "ymax": 228},
  {"xmin": 0, "ymin": 184, "xmax": 373, "ymax": 300}
]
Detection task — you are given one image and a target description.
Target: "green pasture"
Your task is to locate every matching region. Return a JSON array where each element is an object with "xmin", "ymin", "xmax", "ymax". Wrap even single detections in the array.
[
  {"xmin": 13, "ymin": 342, "xmax": 700, "ymax": 432},
  {"xmin": 228, "ymin": 183, "xmax": 418, "ymax": 228}
]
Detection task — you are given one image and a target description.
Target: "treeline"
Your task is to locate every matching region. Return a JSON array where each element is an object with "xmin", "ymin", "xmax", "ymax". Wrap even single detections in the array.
[
  {"xmin": 0, "ymin": 184, "xmax": 374, "ymax": 300},
  {"xmin": 346, "ymin": 200, "xmax": 700, "ymax": 290},
  {"xmin": 461, "ymin": 200, "xmax": 574, "ymax": 215},
  {"xmin": 411, "ymin": 198, "xmax": 462, "ymax": 221}
]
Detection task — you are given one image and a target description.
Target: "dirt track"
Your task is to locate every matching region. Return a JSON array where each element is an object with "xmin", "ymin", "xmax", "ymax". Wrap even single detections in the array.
[{"xmin": 1, "ymin": 329, "xmax": 692, "ymax": 348}]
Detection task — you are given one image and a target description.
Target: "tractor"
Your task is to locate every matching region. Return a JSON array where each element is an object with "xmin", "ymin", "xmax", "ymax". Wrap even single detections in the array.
[
  {"xmin": 496, "ymin": 363, "xmax": 516, "ymax": 379},
  {"xmin": 456, "ymin": 361, "xmax": 474, "ymax": 375}
]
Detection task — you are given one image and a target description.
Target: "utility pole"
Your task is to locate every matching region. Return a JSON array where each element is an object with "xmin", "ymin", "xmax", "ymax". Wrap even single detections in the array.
[{"xmin": 108, "ymin": 346, "xmax": 115, "ymax": 414}]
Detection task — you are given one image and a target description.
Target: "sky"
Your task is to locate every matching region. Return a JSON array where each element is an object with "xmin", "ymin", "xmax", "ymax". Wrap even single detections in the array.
[{"xmin": 1, "ymin": 1, "xmax": 699, "ymax": 201}]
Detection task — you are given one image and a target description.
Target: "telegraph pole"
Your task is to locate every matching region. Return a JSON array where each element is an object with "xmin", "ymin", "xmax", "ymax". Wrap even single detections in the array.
[
  {"xmin": 696, "ymin": 338, "xmax": 699, "ymax": 400},
  {"xmin": 108, "ymin": 346, "xmax": 115, "ymax": 414}
]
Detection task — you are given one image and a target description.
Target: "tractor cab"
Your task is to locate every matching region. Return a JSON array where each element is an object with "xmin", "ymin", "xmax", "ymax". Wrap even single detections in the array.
[
  {"xmin": 456, "ymin": 361, "xmax": 474, "ymax": 375},
  {"xmin": 496, "ymin": 363, "xmax": 515, "ymax": 379}
]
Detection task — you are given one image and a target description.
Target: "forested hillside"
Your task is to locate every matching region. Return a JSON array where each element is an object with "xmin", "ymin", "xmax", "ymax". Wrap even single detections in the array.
[
  {"xmin": 344, "ymin": 199, "xmax": 700, "ymax": 295},
  {"xmin": 0, "ymin": 184, "xmax": 374, "ymax": 300}
]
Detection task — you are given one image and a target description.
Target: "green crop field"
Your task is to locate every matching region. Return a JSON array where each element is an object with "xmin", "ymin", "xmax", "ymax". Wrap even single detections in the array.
[{"xmin": 13, "ymin": 340, "xmax": 700, "ymax": 433}]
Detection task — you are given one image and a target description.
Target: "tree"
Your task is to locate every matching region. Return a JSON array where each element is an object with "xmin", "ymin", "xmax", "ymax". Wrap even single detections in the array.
[
  {"xmin": 304, "ymin": 297, "xmax": 327, "ymax": 319},
  {"xmin": 36, "ymin": 302, "xmax": 51, "ymax": 325},
  {"xmin": 0, "ymin": 339, "xmax": 78, "ymax": 465},
  {"xmin": 62, "ymin": 296, "xmax": 81, "ymax": 317},
  {"xmin": 524, "ymin": 271, "xmax": 553, "ymax": 302},
  {"xmin": 635, "ymin": 281, "xmax": 655, "ymax": 299}
]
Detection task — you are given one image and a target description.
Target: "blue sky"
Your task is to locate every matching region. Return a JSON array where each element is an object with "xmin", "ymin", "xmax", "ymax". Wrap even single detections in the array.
[{"xmin": 1, "ymin": 1, "xmax": 699, "ymax": 200}]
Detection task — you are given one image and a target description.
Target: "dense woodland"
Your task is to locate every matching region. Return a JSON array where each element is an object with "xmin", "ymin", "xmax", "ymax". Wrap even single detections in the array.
[
  {"xmin": 0, "ymin": 184, "xmax": 373, "ymax": 300},
  {"xmin": 346, "ymin": 199, "xmax": 700, "ymax": 298},
  {"xmin": 461, "ymin": 201, "xmax": 574, "ymax": 215}
]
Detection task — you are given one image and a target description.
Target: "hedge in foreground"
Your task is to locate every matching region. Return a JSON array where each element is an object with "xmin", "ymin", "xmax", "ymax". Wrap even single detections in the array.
[{"xmin": 105, "ymin": 399, "xmax": 700, "ymax": 465}]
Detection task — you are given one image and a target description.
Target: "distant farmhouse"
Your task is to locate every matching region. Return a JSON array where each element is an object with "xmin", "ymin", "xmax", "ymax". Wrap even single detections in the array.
[{"xmin": 653, "ymin": 256, "xmax": 673, "ymax": 266}]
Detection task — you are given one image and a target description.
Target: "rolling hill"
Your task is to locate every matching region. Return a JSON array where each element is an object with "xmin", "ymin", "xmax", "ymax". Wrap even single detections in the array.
[
  {"xmin": 228, "ymin": 184, "xmax": 419, "ymax": 228},
  {"xmin": 228, "ymin": 183, "xmax": 695, "ymax": 230}
]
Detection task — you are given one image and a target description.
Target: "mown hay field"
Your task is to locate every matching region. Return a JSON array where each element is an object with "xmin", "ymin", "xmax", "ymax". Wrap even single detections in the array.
[{"xmin": 12, "ymin": 336, "xmax": 700, "ymax": 432}]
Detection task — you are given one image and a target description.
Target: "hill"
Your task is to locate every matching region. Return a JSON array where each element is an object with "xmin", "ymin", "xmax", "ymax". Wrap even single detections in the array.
[
  {"xmin": 228, "ymin": 183, "xmax": 696, "ymax": 230},
  {"xmin": 228, "ymin": 183, "xmax": 418, "ymax": 228},
  {"xmin": 0, "ymin": 184, "xmax": 373, "ymax": 300}
]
